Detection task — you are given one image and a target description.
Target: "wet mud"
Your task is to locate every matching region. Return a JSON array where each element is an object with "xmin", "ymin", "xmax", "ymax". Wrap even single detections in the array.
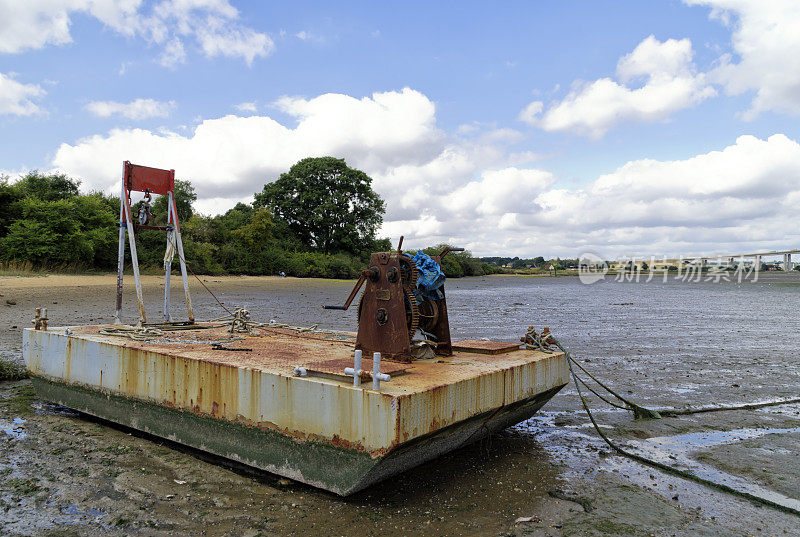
[{"xmin": 1, "ymin": 272, "xmax": 799, "ymax": 536}]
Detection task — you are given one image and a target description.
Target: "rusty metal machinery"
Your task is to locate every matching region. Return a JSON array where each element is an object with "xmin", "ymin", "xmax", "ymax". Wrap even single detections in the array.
[{"xmin": 324, "ymin": 237, "xmax": 463, "ymax": 362}]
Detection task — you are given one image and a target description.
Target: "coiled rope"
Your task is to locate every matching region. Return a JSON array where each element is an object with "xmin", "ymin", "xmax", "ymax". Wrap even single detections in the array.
[{"xmin": 98, "ymin": 325, "xmax": 165, "ymax": 341}]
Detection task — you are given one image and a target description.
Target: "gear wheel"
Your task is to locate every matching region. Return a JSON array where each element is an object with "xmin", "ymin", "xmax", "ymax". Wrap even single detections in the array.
[
  {"xmin": 399, "ymin": 255, "xmax": 418, "ymax": 290},
  {"xmin": 417, "ymin": 297, "xmax": 439, "ymax": 332},
  {"xmin": 405, "ymin": 287, "xmax": 419, "ymax": 336}
]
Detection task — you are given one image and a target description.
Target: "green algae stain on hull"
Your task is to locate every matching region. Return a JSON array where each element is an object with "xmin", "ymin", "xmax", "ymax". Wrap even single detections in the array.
[
  {"xmin": 30, "ymin": 376, "xmax": 376, "ymax": 495},
  {"xmin": 30, "ymin": 376, "xmax": 564, "ymax": 495}
]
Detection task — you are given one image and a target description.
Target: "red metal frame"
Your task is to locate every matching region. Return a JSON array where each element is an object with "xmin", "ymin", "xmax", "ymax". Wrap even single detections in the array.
[
  {"xmin": 124, "ymin": 161, "xmax": 175, "ymax": 196},
  {"xmin": 116, "ymin": 161, "xmax": 193, "ymax": 326}
]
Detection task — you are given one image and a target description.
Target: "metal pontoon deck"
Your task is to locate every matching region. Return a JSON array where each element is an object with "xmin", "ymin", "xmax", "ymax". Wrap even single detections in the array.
[{"xmin": 23, "ymin": 323, "xmax": 567, "ymax": 495}]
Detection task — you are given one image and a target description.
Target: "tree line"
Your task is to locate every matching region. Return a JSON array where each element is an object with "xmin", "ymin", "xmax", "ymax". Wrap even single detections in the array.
[
  {"xmin": 0, "ymin": 157, "xmax": 499, "ymax": 279},
  {"xmin": 480, "ymin": 256, "xmax": 580, "ymax": 269}
]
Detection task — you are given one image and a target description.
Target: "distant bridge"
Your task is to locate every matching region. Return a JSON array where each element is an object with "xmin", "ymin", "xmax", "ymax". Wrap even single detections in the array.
[
  {"xmin": 602, "ymin": 249, "xmax": 800, "ymax": 271},
  {"xmin": 684, "ymin": 249, "xmax": 799, "ymax": 270}
]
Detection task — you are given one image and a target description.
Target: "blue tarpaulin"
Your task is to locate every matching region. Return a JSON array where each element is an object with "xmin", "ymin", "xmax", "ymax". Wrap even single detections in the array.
[{"xmin": 411, "ymin": 251, "xmax": 445, "ymax": 299}]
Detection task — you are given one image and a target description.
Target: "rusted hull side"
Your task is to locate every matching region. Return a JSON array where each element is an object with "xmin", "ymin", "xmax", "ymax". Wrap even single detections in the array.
[{"xmin": 30, "ymin": 376, "xmax": 562, "ymax": 495}]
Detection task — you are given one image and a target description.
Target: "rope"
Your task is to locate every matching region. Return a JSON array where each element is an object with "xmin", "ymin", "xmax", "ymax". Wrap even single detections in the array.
[
  {"xmin": 206, "ymin": 308, "xmax": 355, "ymax": 341},
  {"xmin": 575, "ymin": 374, "xmax": 630, "ymax": 411},
  {"xmin": 657, "ymin": 398, "xmax": 800, "ymax": 417},
  {"xmin": 172, "ymin": 244, "xmax": 234, "ymax": 317},
  {"xmin": 549, "ymin": 336, "xmax": 800, "ymax": 517},
  {"xmin": 534, "ymin": 331, "xmax": 799, "ymax": 420},
  {"xmin": 523, "ymin": 326, "xmax": 660, "ymax": 419},
  {"xmin": 164, "ymin": 237, "xmax": 354, "ymax": 342},
  {"xmin": 98, "ymin": 325, "xmax": 165, "ymax": 341}
]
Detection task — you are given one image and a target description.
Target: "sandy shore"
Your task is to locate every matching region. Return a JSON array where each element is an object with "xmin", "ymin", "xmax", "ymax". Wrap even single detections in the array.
[{"xmin": 0, "ymin": 273, "xmax": 285, "ymax": 289}]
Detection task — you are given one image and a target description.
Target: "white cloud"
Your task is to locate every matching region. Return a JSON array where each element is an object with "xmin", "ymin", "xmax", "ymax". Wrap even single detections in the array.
[
  {"xmin": 0, "ymin": 0, "xmax": 139, "ymax": 53},
  {"xmin": 193, "ymin": 16, "xmax": 273, "ymax": 65},
  {"xmin": 514, "ymin": 133, "xmax": 800, "ymax": 256},
  {"xmin": 159, "ymin": 37, "xmax": 186, "ymax": 67},
  {"xmin": 48, "ymin": 88, "xmax": 800, "ymax": 257},
  {"xmin": 0, "ymin": 0, "xmax": 272, "ymax": 65},
  {"xmin": 0, "ymin": 72, "xmax": 45, "ymax": 116},
  {"xmin": 686, "ymin": 0, "xmax": 800, "ymax": 119},
  {"xmin": 85, "ymin": 98, "xmax": 175, "ymax": 120},
  {"xmin": 520, "ymin": 36, "xmax": 716, "ymax": 138},
  {"xmin": 234, "ymin": 101, "xmax": 258, "ymax": 113},
  {"xmin": 448, "ymin": 168, "xmax": 554, "ymax": 216},
  {"xmin": 294, "ymin": 30, "xmax": 327, "ymax": 44},
  {"xmin": 53, "ymin": 88, "xmax": 443, "ymax": 204}
]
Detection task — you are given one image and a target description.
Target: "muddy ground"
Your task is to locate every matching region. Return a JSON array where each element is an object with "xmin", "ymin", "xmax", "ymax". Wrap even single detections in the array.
[{"xmin": 1, "ymin": 273, "xmax": 799, "ymax": 536}]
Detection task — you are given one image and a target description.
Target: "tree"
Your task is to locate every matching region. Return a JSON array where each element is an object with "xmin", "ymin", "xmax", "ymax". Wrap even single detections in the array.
[
  {"xmin": 254, "ymin": 157, "xmax": 385, "ymax": 254},
  {"xmin": 151, "ymin": 179, "xmax": 196, "ymax": 223},
  {"xmin": 14, "ymin": 171, "xmax": 80, "ymax": 201}
]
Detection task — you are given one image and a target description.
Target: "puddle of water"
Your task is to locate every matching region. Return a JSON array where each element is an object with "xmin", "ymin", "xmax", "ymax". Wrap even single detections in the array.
[
  {"xmin": 32, "ymin": 401, "xmax": 79, "ymax": 417},
  {"xmin": 0, "ymin": 417, "xmax": 26, "ymax": 438},
  {"xmin": 668, "ymin": 386, "xmax": 697, "ymax": 394},
  {"xmin": 626, "ymin": 427, "xmax": 800, "ymax": 513},
  {"xmin": 631, "ymin": 427, "xmax": 800, "ymax": 455},
  {"xmin": 515, "ymin": 409, "xmax": 800, "ymax": 519},
  {"xmin": 53, "ymin": 504, "xmax": 106, "ymax": 526}
]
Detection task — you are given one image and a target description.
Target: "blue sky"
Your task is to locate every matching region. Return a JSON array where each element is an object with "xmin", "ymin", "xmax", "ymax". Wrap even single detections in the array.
[{"xmin": 2, "ymin": 1, "xmax": 800, "ymax": 258}]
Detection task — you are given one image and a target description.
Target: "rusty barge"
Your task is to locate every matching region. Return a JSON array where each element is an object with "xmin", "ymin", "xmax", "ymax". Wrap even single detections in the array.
[{"xmin": 22, "ymin": 162, "xmax": 568, "ymax": 495}]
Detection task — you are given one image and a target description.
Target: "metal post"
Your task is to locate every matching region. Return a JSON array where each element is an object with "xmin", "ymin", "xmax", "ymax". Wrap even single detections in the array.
[
  {"xmin": 114, "ymin": 177, "xmax": 127, "ymax": 324},
  {"xmin": 353, "ymin": 349, "xmax": 362, "ymax": 387},
  {"xmin": 373, "ymin": 352, "xmax": 381, "ymax": 390},
  {"xmin": 122, "ymin": 189, "xmax": 146, "ymax": 325},
  {"xmin": 169, "ymin": 192, "xmax": 194, "ymax": 322},
  {"xmin": 163, "ymin": 202, "xmax": 173, "ymax": 322}
]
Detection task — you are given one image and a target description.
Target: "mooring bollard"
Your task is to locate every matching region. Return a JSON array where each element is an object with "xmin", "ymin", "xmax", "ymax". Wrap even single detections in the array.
[
  {"xmin": 344, "ymin": 349, "xmax": 363, "ymax": 387},
  {"xmin": 372, "ymin": 352, "xmax": 391, "ymax": 390},
  {"xmin": 372, "ymin": 352, "xmax": 381, "ymax": 390},
  {"xmin": 353, "ymin": 349, "xmax": 362, "ymax": 387},
  {"xmin": 345, "ymin": 349, "xmax": 390, "ymax": 390},
  {"xmin": 33, "ymin": 308, "xmax": 48, "ymax": 331}
]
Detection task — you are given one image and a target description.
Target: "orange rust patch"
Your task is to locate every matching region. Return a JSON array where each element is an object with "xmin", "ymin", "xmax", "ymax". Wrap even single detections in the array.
[{"xmin": 302, "ymin": 357, "xmax": 410, "ymax": 378}]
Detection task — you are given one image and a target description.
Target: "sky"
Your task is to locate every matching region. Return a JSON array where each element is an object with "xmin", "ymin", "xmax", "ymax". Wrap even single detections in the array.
[{"xmin": 1, "ymin": 0, "xmax": 800, "ymax": 259}]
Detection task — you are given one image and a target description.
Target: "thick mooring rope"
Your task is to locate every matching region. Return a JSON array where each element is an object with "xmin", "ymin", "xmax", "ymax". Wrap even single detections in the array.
[
  {"xmin": 544, "ymin": 334, "xmax": 800, "ymax": 517},
  {"xmin": 523, "ymin": 326, "xmax": 660, "ymax": 419}
]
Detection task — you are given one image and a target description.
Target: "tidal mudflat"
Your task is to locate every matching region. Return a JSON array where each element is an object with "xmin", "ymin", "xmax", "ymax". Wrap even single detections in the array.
[{"xmin": 1, "ymin": 273, "xmax": 798, "ymax": 536}]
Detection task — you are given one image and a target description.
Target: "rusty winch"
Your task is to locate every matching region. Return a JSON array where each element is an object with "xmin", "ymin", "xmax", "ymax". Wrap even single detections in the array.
[{"xmin": 324, "ymin": 237, "xmax": 463, "ymax": 362}]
